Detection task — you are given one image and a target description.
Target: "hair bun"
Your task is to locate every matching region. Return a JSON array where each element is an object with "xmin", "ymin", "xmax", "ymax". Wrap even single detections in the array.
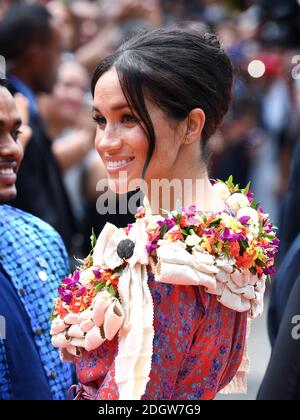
[{"xmin": 203, "ymin": 32, "xmax": 221, "ymax": 49}]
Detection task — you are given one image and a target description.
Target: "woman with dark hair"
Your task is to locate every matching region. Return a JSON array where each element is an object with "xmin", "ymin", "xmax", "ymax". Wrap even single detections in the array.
[{"xmin": 52, "ymin": 27, "xmax": 275, "ymax": 400}]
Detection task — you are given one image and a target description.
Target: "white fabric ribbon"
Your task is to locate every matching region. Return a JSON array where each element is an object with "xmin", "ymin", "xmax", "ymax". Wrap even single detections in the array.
[{"xmin": 93, "ymin": 219, "xmax": 154, "ymax": 400}]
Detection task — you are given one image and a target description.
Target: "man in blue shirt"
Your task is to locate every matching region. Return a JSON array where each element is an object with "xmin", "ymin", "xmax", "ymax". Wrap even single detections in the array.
[
  {"xmin": 0, "ymin": 79, "xmax": 73, "ymax": 399},
  {"xmin": 0, "ymin": 3, "xmax": 76, "ymax": 252}
]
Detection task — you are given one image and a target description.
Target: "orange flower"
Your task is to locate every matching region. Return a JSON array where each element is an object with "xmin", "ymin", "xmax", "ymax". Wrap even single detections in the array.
[
  {"xmin": 69, "ymin": 298, "xmax": 81, "ymax": 313},
  {"xmin": 55, "ymin": 299, "xmax": 68, "ymax": 319},
  {"xmin": 236, "ymin": 251, "xmax": 257, "ymax": 270},
  {"xmin": 194, "ymin": 225, "xmax": 204, "ymax": 237},
  {"xmin": 200, "ymin": 235, "xmax": 212, "ymax": 253},
  {"xmin": 167, "ymin": 229, "xmax": 184, "ymax": 242},
  {"xmin": 179, "ymin": 214, "xmax": 190, "ymax": 228},
  {"xmin": 148, "ymin": 231, "xmax": 160, "ymax": 242},
  {"xmin": 229, "ymin": 242, "xmax": 240, "ymax": 259},
  {"xmin": 256, "ymin": 266, "xmax": 264, "ymax": 275},
  {"xmin": 110, "ymin": 274, "xmax": 119, "ymax": 289}
]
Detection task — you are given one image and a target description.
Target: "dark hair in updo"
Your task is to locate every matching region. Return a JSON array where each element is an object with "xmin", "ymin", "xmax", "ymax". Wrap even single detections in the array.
[{"xmin": 91, "ymin": 26, "xmax": 233, "ymax": 177}]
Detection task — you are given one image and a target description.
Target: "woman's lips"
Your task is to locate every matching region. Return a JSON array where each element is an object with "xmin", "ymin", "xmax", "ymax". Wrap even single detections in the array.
[{"xmin": 105, "ymin": 157, "xmax": 135, "ymax": 174}]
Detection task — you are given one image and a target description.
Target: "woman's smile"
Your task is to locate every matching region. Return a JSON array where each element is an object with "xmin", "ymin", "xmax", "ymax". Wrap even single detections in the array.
[{"xmin": 105, "ymin": 156, "xmax": 135, "ymax": 174}]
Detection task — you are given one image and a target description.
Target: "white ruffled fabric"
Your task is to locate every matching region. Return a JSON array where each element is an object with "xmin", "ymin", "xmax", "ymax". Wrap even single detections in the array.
[
  {"xmin": 155, "ymin": 239, "xmax": 266, "ymax": 319},
  {"xmin": 51, "ymin": 289, "xmax": 125, "ymax": 355}
]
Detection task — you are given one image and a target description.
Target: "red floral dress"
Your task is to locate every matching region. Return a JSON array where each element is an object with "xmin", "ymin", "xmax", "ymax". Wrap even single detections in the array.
[{"xmin": 74, "ymin": 268, "xmax": 247, "ymax": 400}]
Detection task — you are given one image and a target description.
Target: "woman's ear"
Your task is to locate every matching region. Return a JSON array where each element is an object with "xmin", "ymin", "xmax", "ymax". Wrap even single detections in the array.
[{"xmin": 184, "ymin": 108, "xmax": 206, "ymax": 144}]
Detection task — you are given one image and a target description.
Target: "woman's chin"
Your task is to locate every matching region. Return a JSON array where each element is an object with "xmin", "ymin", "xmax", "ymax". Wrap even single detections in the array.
[
  {"xmin": 106, "ymin": 178, "xmax": 129, "ymax": 195},
  {"xmin": 107, "ymin": 174, "xmax": 143, "ymax": 195}
]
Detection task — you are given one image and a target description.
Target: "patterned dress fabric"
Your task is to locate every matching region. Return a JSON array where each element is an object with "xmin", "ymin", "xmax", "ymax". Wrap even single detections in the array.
[{"xmin": 76, "ymin": 269, "xmax": 247, "ymax": 400}]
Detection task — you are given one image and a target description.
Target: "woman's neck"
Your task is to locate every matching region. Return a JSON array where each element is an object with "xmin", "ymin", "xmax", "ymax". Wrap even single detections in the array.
[{"xmin": 144, "ymin": 169, "xmax": 226, "ymax": 216}]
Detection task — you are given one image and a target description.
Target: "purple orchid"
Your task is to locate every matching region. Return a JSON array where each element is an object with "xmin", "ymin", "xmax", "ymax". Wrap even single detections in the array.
[
  {"xmin": 220, "ymin": 228, "xmax": 241, "ymax": 241},
  {"xmin": 203, "ymin": 229, "xmax": 214, "ymax": 236},
  {"xmin": 263, "ymin": 266, "xmax": 276, "ymax": 276},
  {"xmin": 62, "ymin": 272, "xmax": 80, "ymax": 289},
  {"xmin": 93, "ymin": 269, "xmax": 101, "ymax": 279},
  {"xmin": 271, "ymin": 237, "xmax": 280, "ymax": 247},
  {"xmin": 247, "ymin": 189, "xmax": 254, "ymax": 201},
  {"xmin": 146, "ymin": 242, "xmax": 159, "ymax": 256},
  {"xmin": 238, "ymin": 216, "xmax": 251, "ymax": 225},
  {"xmin": 58, "ymin": 286, "xmax": 73, "ymax": 304},
  {"xmin": 182, "ymin": 204, "xmax": 196, "ymax": 217},
  {"xmin": 157, "ymin": 218, "xmax": 176, "ymax": 231}
]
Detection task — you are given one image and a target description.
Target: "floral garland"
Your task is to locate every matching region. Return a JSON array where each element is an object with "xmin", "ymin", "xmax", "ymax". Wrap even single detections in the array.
[
  {"xmin": 52, "ymin": 240, "xmax": 122, "ymax": 320},
  {"xmin": 51, "ymin": 177, "xmax": 279, "ymax": 357},
  {"xmin": 141, "ymin": 176, "xmax": 279, "ymax": 277}
]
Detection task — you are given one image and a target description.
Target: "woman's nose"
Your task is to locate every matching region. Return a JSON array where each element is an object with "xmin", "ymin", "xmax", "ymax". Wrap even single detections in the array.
[{"xmin": 96, "ymin": 126, "xmax": 123, "ymax": 153}]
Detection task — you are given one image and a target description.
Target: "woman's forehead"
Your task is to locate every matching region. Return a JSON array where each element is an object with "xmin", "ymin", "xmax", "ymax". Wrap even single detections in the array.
[{"xmin": 94, "ymin": 68, "xmax": 126, "ymax": 107}]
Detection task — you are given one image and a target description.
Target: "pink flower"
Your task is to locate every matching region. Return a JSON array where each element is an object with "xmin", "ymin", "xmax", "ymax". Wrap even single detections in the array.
[{"xmin": 76, "ymin": 286, "xmax": 86, "ymax": 297}]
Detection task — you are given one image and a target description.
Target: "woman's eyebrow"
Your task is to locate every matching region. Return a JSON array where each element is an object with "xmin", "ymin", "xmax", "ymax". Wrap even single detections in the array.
[{"xmin": 92, "ymin": 103, "xmax": 130, "ymax": 113}]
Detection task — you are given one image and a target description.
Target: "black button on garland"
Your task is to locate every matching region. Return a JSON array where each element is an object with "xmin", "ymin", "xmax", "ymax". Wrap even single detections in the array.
[{"xmin": 117, "ymin": 239, "xmax": 135, "ymax": 260}]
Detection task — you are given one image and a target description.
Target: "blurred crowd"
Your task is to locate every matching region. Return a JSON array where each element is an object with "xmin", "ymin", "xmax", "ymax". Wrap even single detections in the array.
[
  {"xmin": 1, "ymin": 0, "xmax": 300, "ymax": 255},
  {"xmin": 1, "ymin": 0, "xmax": 300, "ymax": 399}
]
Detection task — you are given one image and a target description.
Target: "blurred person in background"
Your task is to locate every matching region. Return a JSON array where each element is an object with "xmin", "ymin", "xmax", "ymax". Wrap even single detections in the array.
[
  {"xmin": 267, "ymin": 230, "xmax": 300, "ymax": 346},
  {"xmin": 0, "ymin": 78, "xmax": 73, "ymax": 400},
  {"xmin": 267, "ymin": 77, "xmax": 300, "ymax": 346},
  {"xmin": 38, "ymin": 59, "xmax": 94, "ymax": 223},
  {"xmin": 0, "ymin": 0, "xmax": 20, "ymax": 20},
  {"xmin": 0, "ymin": 3, "xmax": 77, "ymax": 252},
  {"xmin": 46, "ymin": 0, "xmax": 80, "ymax": 52},
  {"xmin": 276, "ymin": 75, "xmax": 300, "ymax": 257},
  {"xmin": 72, "ymin": 0, "xmax": 162, "ymax": 72},
  {"xmin": 258, "ymin": 272, "xmax": 300, "ymax": 400},
  {"xmin": 210, "ymin": 97, "xmax": 259, "ymax": 187}
]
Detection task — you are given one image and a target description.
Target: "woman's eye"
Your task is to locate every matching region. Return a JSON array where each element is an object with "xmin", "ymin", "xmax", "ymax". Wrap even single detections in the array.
[
  {"xmin": 92, "ymin": 114, "xmax": 138, "ymax": 127},
  {"xmin": 122, "ymin": 114, "xmax": 138, "ymax": 124},
  {"xmin": 92, "ymin": 115, "xmax": 106, "ymax": 127}
]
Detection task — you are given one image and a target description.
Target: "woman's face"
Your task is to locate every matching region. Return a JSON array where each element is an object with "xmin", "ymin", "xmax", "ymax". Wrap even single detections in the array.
[{"xmin": 93, "ymin": 67, "xmax": 186, "ymax": 194}]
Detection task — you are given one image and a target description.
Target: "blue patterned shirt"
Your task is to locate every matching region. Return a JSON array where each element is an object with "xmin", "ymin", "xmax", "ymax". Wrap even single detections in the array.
[{"xmin": 0, "ymin": 205, "xmax": 73, "ymax": 399}]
